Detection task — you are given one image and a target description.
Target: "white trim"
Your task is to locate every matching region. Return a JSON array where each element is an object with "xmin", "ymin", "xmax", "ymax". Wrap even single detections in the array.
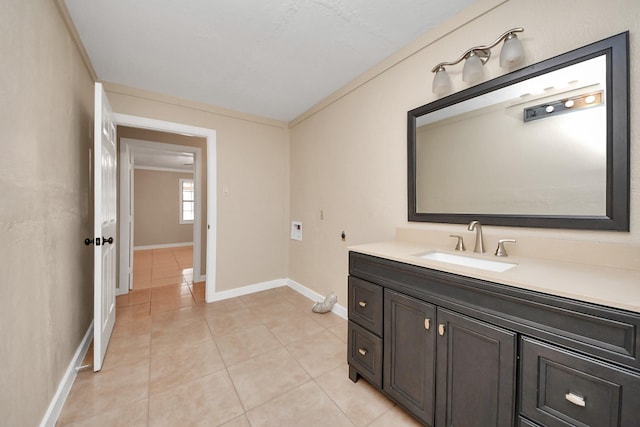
[
  {"xmin": 205, "ymin": 278, "xmax": 348, "ymax": 320},
  {"xmin": 134, "ymin": 165, "xmax": 194, "ymax": 174},
  {"xmin": 113, "ymin": 115, "xmax": 216, "ymax": 304},
  {"xmin": 207, "ymin": 279, "xmax": 287, "ymax": 302},
  {"xmin": 205, "ymin": 126, "xmax": 217, "ymax": 303},
  {"xmin": 118, "ymin": 143, "xmax": 133, "ymax": 296},
  {"xmin": 287, "ymin": 279, "xmax": 348, "ymax": 319},
  {"xmin": 39, "ymin": 322, "xmax": 93, "ymax": 427},
  {"xmin": 134, "ymin": 242, "xmax": 194, "ymax": 250}
]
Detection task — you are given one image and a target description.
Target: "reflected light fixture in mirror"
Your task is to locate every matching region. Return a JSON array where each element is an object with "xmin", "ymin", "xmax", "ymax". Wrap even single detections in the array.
[{"xmin": 431, "ymin": 28, "xmax": 525, "ymax": 94}]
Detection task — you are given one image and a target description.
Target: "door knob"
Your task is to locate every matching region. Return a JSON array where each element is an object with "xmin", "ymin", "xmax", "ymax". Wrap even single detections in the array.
[
  {"xmin": 84, "ymin": 238, "xmax": 94, "ymax": 246},
  {"xmin": 102, "ymin": 237, "xmax": 114, "ymax": 244}
]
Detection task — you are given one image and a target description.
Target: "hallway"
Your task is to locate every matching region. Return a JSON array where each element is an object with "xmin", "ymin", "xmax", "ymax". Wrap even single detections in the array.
[
  {"xmin": 56, "ymin": 250, "xmax": 421, "ymax": 426},
  {"xmin": 116, "ymin": 246, "xmax": 206, "ymax": 316}
]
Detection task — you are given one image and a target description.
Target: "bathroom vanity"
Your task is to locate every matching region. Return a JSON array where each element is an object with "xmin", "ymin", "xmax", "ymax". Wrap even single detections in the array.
[{"xmin": 347, "ymin": 242, "xmax": 640, "ymax": 427}]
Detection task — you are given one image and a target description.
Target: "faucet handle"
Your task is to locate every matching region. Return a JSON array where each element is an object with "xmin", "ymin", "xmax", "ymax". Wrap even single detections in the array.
[
  {"xmin": 495, "ymin": 239, "xmax": 516, "ymax": 257},
  {"xmin": 449, "ymin": 235, "xmax": 466, "ymax": 251}
]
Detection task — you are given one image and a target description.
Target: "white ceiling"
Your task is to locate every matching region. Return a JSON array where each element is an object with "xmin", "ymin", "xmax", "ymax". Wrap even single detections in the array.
[
  {"xmin": 129, "ymin": 143, "xmax": 194, "ymax": 172},
  {"xmin": 64, "ymin": 0, "xmax": 474, "ymax": 122}
]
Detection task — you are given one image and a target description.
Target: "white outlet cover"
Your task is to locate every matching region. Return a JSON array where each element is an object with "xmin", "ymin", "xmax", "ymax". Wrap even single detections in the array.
[{"xmin": 291, "ymin": 221, "xmax": 302, "ymax": 240}]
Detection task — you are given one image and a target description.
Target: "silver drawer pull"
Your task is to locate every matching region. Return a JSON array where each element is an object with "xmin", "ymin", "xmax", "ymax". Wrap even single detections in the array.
[
  {"xmin": 358, "ymin": 348, "xmax": 368, "ymax": 356},
  {"xmin": 424, "ymin": 318, "xmax": 431, "ymax": 330},
  {"xmin": 358, "ymin": 301, "xmax": 367, "ymax": 308},
  {"xmin": 565, "ymin": 392, "xmax": 586, "ymax": 407},
  {"xmin": 438, "ymin": 324, "xmax": 445, "ymax": 336}
]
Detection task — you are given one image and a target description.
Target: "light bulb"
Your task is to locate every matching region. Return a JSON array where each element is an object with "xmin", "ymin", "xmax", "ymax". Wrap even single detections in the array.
[
  {"xmin": 462, "ymin": 52, "xmax": 484, "ymax": 83},
  {"xmin": 432, "ymin": 67, "xmax": 452, "ymax": 96},
  {"xmin": 500, "ymin": 33, "xmax": 525, "ymax": 67}
]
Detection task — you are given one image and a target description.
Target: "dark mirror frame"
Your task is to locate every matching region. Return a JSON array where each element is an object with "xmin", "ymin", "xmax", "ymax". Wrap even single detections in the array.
[{"xmin": 408, "ymin": 31, "xmax": 629, "ymax": 231}]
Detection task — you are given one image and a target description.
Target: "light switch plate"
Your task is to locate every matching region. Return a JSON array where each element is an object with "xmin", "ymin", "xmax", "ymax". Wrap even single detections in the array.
[{"xmin": 290, "ymin": 221, "xmax": 302, "ymax": 240}]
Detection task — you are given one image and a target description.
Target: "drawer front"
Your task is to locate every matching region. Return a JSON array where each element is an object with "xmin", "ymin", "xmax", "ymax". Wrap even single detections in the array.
[
  {"xmin": 348, "ymin": 321, "xmax": 383, "ymax": 388},
  {"xmin": 520, "ymin": 337, "xmax": 640, "ymax": 427},
  {"xmin": 518, "ymin": 416, "xmax": 542, "ymax": 427},
  {"xmin": 348, "ymin": 276, "xmax": 383, "ymax": 336}
]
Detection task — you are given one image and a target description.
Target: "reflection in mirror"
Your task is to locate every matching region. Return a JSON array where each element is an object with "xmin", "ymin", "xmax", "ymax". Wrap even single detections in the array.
[
  {"xmin": 416, "ymin": 56, "xmax": 607, "ymax": 216},
  {"xmin": 408, "ymin": 32, "xmax": 629, "ymax": 230}
]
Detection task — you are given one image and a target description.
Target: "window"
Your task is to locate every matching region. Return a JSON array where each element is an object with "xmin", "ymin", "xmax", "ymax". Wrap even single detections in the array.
[{"xmin": 180, "ymin": 178, "xmax": 194, "ymax": 224}]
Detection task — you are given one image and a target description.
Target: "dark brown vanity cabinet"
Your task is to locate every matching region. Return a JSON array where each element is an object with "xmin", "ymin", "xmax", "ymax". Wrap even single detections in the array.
[
  {"xmin": 348, "ymin": 276, "xmax": 383, "ymax": 388},
  {"xmin": 383, "ymin": 290, "xmax": 436, "ymax": 424},
  {"xmin": 434, "ymin": 307, "xmax": 516, "ymax": 427},
  {"xmin": 520, "ymin": 338, "xmax": 640, "ymax": 426},
  {"xmin": 383, "ymin": 290, "xmax": 516, "ymax": 426},
  {"xmin": 347, "ymin": 251, "xmax": 640, "ymax": 427}
]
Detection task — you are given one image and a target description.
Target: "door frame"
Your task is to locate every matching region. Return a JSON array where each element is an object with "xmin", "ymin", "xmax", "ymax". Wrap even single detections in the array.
[
  {"xmin": 118, "ymin": 138, "xmax": 202, "ymax": 295},
  {"xmin": 113, "ymin": 113, "xmax": 217, "ymax": 302}
]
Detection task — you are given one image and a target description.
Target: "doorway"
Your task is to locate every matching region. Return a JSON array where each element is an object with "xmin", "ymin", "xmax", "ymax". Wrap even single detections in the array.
[
  {"xmin": 114, "ymin": 113, "xmax": 217, "ymax": 303},
  {"xmin": 119, "ymin": 138, "xmax": 202, "ymax": 295}
]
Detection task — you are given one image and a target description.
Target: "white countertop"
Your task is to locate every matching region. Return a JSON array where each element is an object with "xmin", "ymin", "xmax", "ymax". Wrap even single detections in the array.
[{"xmin": 349, "ymin": 240, "xmax": 640, "ymax": 313}]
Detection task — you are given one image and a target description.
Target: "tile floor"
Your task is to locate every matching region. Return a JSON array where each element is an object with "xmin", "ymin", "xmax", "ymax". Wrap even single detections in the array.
[{"xmin": 56, "ymin": 247, "xmax": 421, "ymax": 426}]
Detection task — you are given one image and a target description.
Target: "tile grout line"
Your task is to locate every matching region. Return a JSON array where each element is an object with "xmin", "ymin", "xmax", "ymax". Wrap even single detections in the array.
[{"xmin": 202, "ymin": 301, "xmax": 251, "ymax": 421}]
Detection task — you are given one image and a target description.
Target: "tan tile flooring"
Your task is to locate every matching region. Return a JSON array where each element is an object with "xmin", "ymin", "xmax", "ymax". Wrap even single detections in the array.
[{"xmin": 57, "ymin": 247, "xmax": 421, "ymax": 426}]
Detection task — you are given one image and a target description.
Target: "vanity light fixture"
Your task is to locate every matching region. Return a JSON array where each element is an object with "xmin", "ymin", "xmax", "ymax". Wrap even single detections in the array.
[{"xmin": 431, "ymin": 28, "xmax": 525, "ymax": 96}]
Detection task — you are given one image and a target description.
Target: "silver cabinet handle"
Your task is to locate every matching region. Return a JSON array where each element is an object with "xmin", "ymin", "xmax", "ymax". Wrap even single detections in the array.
[
  {"xmin": 438, "ymin": 324, "xmax": 445, "ymax": 336},
  {"xmin": 565, "ymin": 392, "xmax": 586, "ymax": 407},
  {"xmin": 424, "ymin": 318, "xmax": 431, "ymax": 330},
  {"xmin": 358, "ymin": 348, "xmax": 368, "ymax": 356},
  {"xmin": 358, "ymin": 301, "xmax": 367, "ymax": 308}
]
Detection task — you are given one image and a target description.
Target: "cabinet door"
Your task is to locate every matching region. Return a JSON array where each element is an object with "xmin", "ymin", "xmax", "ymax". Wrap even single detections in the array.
[
  {"xmin": 384, "ymin": 290, "xmax": 437, "ymax": 426},
  {"xmin": 436, "ymin": 308, "xmax": 516, "ymax": 427}
]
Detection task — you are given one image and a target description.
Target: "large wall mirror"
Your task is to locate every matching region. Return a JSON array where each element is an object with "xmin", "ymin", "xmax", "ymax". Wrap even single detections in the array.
[{"xmin": 408, "ymin": 32, "xmax": 629, "ymax": 230}]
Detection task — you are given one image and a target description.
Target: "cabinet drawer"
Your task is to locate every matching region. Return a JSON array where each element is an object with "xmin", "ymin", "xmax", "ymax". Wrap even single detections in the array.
[
  {"xmin": 348, "ymin": 276, "xmax": 383, "ymax": 336},
  {"xmin": 518, "ymin": 416, "xmax": 541, "ymax": 427},
  {"xmin": 520, "ymin": 337, "xmax": 640, "ymax": 427},
  {"xmin": 348, "ymin": 321, "xmax": 383, "ymax": 388}
]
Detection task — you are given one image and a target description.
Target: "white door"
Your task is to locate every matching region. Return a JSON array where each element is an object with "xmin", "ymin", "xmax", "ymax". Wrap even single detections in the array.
[{"xmin": 93, "ymin": 82, "xmax": 117, "ymax": 372}]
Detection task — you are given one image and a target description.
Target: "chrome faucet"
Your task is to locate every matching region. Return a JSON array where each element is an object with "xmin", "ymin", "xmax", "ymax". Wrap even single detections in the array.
[{"xmin": 467, "ymin": 220, "xmax": 484, "ymax": 253}]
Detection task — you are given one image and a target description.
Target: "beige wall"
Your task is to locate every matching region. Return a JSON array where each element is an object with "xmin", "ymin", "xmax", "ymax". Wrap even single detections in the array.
[
  {"xmin": 106, "ymin": 85, "xmax": 290, "ymax": 292},
  {"xmin": 289, "ymin": 0, "xmax": 640, "ymax": 307},
  {"xmin": 0, "ymin": 1, "xmax": 94, "ymax": 426},
  {"xmin": 134, "ymin": 170, "xmax": 194, "ymax": 246},
  {"xmin": 2, "ymin": 1, "xmax": 638, "ymax": 424}
]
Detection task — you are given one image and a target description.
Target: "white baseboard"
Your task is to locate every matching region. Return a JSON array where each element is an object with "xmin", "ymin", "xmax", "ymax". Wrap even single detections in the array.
[
  {"xmin": 40, "ymin": 321, "xmax": 93, "ymax": 427},
  {"xmin": 133, "ymin": 242, "xmax": 193, "ymax": 250},
  {"xmin": 286, "ymin": 279, "xmax": 347, "ymax": 319},
  {"xmin": 206, "ymin": 279, "xmax": 288, "ymax": 302},
  {"xmin": 205, "ymin": 278, "xmax": 347, "ymax": 319}
]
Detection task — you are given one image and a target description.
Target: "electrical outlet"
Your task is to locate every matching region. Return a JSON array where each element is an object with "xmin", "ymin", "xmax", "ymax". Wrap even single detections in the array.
[{"xmin": 290, "ymin": 221, "xmax": 302, "ymax": 240}]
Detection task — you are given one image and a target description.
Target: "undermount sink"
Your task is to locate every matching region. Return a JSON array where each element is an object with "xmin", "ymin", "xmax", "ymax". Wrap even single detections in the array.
[{"xmin": 415, "ymin": 251, "xmax": 517, "ymax": 273}]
